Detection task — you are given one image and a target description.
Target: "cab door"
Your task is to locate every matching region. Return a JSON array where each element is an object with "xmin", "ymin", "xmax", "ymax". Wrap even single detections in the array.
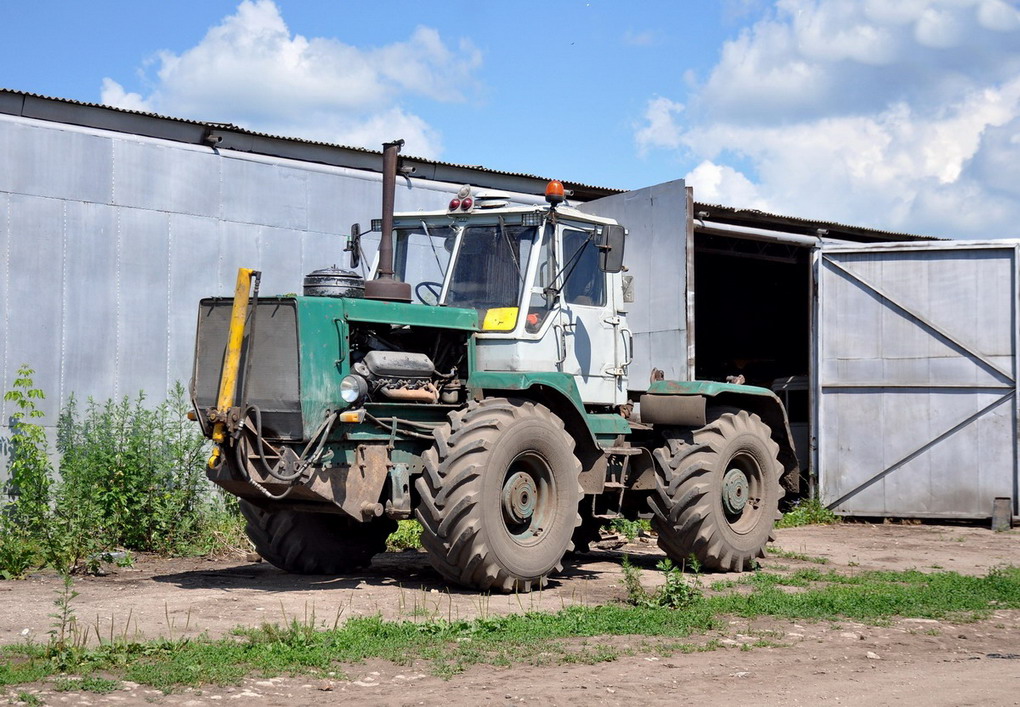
[{"xmin": 557, "ymin": 226, "xmax": 627, "ymax": 406}]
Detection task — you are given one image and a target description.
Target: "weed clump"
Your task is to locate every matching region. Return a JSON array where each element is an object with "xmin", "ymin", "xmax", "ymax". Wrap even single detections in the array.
[
  {"xmin": 609, "ymin": 518, "xmax": 652, "ymax": 542},
  {"xmin": 622, "ymin": 556, "xmax": 703, "ymax": 610},
  {"xmin": 0, "ymin": 368, "xmax": 246, "ymax": 577},
  {"xmin": 386, "ymin": 520, "xmax": 423, "ymax": 552},
  {"xmin": 776, "ymin": 497, "xmax": 840, "ymax": 529}
]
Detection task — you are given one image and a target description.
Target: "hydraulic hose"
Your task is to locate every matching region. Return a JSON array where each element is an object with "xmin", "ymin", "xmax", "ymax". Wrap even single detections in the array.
[{"xmin": 239, "ymin": 405, "xmax": 339, "ymax": 482}]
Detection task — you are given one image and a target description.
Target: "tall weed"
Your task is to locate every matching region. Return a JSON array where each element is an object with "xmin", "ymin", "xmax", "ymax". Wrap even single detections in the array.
[
  {"xmin": 3, "ymin": 366, "xmax": 52, "ymax": 530},
  {"xmin": 56, "ymin": 383, "xmax": 211, "ymax": 554},
  {"xmin": 0, "ymin": 366, "xmax": 52, "ymax": 577},
  {"xmin": 55, "ymin": 382, "xmax": 239, "ymax": 559},
  {"xmin": 622, "ymin": 555, "xmax": 704, "ymax": 610}
]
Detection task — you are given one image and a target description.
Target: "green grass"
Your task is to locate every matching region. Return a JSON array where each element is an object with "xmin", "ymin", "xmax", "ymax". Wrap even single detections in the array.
[
  {"xmin": 609, "ymin": 518, "xmax": 652, "ymax": 541},
  {"xmin": 708, "ymin": 566, "xmax": 1020, "ymax": 620},
  {"xmin": 53, "ymin": 676, "xmax": 120, "ymax": 693},
  {"xmin": 0, "ymin": 604, "xmax": 717, "ymax": 689},
  {"xmin": 2, "ymin": 566, "xmax": 1018, "ymax": 692},
  {"xmin": 776, "ymin": 497, "xmax": 840, "ymax": 528}
]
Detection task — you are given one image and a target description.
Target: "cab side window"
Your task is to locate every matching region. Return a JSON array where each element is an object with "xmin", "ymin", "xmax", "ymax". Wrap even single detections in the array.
[{"xmin": 562, "ymin": 228, "xmax": 605, "ymax": 307}]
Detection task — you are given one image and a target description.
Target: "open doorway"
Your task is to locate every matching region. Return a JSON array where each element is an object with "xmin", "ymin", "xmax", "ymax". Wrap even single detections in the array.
[{"xmin": 692, "ymin": 233, "xmax": 813, "ymax": 484}]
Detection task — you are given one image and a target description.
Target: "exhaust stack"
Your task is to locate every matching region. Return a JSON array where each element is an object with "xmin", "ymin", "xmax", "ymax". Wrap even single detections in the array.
[{"xmin": 364, "ymin": 139, "xmax": 412, "ymax": 302}]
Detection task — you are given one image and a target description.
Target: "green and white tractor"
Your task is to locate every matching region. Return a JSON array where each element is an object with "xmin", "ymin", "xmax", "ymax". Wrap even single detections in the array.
[{"xmin": 191, "ymin": 142, "xmax": 799, "ymax": 591}]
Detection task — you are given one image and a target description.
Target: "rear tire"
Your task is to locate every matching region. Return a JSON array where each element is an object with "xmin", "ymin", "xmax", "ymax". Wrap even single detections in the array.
[
  {"xmin": 415, "ymin": 398, "xmax": 582, "ymax": 592},
  {"xmin": 240, "ymin": 500, "xmax": 396, "ymax": 574},
  {"xmin": 649, "ymin": 410, "xmax": 783, "ymax": 572}
]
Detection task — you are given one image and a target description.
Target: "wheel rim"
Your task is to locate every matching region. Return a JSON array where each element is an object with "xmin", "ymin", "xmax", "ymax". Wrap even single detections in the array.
[
  {"xmin": 721, "ymin": 452, "xmax": 764, "ymax": 534},
  {"xmin": 501, "ymin": 452, "xmax": 555, "ymax": 545},
  {"xmin": 722, "ymin": 467, "xmax": 749, "ymax": 515}
]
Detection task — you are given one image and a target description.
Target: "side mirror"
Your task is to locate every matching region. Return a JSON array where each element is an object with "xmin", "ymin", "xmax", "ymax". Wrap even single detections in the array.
[
  {"xmin": 597, "ymin": 224, "xmax": 626, "ymax": 273},
  {"xmin": 346, "ymin": 223, "xmax": 361, "ymax": 269}
]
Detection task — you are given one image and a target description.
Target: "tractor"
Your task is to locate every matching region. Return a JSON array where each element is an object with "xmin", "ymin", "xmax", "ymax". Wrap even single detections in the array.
[{"xmin": 191, "ymin": 141, "xmax": 798, "ymax": 591}]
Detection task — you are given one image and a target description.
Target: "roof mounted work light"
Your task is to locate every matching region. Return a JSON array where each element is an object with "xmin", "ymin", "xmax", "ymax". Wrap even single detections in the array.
[{"xmin": 545, "ymin": 180, "xmax": 565, "ymax": 206}]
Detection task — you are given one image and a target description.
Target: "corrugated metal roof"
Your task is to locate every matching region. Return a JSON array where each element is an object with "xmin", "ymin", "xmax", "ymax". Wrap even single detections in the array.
[
  {"xmin": 0, "ymin": 87, "xmax": 936, "ymax": 242},
  {"xmin": 0, "ymin": 88, "xmax": 617, "ymax": 195},
  {"xmin": 695, "ymin": 203, "xmax": 941, "ymax": 242}
]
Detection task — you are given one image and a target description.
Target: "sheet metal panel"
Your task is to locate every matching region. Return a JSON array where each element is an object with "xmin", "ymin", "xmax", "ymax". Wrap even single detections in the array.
[
  {"xmin": 816, "ymin": 242, "xmax": 1018, "ymax": 519},
  {"xmin": 216, "ymin": 221, "xmax": 264, "ymax": 295},
  {"xmin": 256, "ymin": 225, "xmax": 306, "ymax": 297},
  {"xmin": 168, "ymin": 213, "xmax": 223, "ymax": 396},
  {"xmin": 117, "ymin": 209, "xmax": 172, "ymax": 400},
  {"xmin": 307, "ymin": 169, "xmax": 357, "ymax": 235},
  {"xmin": 3, "ymin": 119, "xmax": 112, "ymax": 205},
  {"xmin": 301, "ymin": 230, "xmax": 349, "ymax": 280},
  {"xmin": 221, "ymin": 158, "xmax": 309, "ymax": 231},
  {"xmin": 0, "ymin": 192, "xmax": 8, "ymax": 403},
  {"xmin": 113, "ymin": 139, "xmax": 221, "ymax": 218},
  {"xmin": 5, "ymin": 194, "xmax": 65, "ymax": 420},
  {"xmin": 62, "ymin": 201, "xmax": 119, "ymax": 404},
  {"xmin": 576, "ymin": 180, "xmax": 690, "ymax": 388}
]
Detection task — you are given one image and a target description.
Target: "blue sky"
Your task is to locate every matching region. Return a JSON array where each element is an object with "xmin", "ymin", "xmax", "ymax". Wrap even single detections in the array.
[{"xmin": 3, "ymin": 0, "xmax": 1020, "ymax": 238}]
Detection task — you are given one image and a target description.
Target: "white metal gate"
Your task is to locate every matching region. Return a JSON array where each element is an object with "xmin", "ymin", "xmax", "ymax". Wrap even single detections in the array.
[{"xmin": 815, "ymin": 242, "xmax": 1019, "ymax": 519}]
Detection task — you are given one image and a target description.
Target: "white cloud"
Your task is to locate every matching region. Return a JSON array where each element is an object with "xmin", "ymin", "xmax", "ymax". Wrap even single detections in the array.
[
  {"xmin": 686, "ymin": 161, "xmax": 771, "ymax": 210},
  {"xmin": 636, "ymin": 0, "xmax": 1020, "ymax": 238},
  {"xmin": 635, "ymin": 97, "xmax": 685, "ymax": 155},
  {"xmin": 99, "ymin": 0, "xmax": 481, "ymax": 159},
  {"xmin": 99, "ymin": 78, "xmax": 150, "ymax": 113},
  {"xmin": 977, "ymin": 0, "xmax": 1020, "ymax": 31},
  {"xmin": 914, "ymin": 6, "xmax": 964, "ymax": 48}
]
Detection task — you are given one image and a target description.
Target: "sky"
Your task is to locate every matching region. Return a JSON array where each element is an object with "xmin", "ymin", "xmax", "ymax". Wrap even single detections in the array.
[{"xmin": 2, "ymin": 0, "xmax": 1019, "ymax": 239}]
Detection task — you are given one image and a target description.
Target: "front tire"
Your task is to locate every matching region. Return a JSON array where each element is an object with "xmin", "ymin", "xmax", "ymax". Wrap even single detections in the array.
[
  {"xmin": 649, "ymin": 410, "xmax": 783, "ymax": 571},
  {"xmin": 415, "ymin": 398, "xmax": 582, "ymax": 592},
  {"xmin": 240, "ymin": 500, "xmax": 396, "ymax": 574}
]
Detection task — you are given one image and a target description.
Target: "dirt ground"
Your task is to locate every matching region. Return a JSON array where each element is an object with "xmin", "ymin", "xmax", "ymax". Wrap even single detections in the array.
[{"xmin": 3, "ymin": 522, "xmax": 1019, "ymax": 706}]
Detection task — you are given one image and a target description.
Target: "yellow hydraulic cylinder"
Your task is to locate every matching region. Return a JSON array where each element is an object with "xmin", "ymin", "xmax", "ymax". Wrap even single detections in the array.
[{"xmin": 208, "ymin": 267, "xmax": 258, "ymax": 468}]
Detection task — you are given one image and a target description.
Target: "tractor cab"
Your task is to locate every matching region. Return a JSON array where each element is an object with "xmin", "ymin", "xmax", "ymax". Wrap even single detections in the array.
[{"xmin": 376, "ymin": 182, "xmax": 630, "ymax": 407}]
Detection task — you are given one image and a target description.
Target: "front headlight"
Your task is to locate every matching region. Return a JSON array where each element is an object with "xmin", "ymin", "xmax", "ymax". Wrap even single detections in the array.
[{"xmin": 340, "ymin": 375, "xmax": 368, "ymax": 404}]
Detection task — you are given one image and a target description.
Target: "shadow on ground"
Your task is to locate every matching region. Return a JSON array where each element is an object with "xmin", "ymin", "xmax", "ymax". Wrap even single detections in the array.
[{"xmin": 149, "ymin": 546, "xmax": 653, "ymax": 596}]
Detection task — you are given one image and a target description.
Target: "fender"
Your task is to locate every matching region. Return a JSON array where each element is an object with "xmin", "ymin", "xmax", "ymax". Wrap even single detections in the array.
[
  {"xmin": 642, "ymin": 380, "xmax": 802, "ymax": 494},
  {"xmin": 466, "ymin": 370, "xmax": 628, "ymax": 493}
]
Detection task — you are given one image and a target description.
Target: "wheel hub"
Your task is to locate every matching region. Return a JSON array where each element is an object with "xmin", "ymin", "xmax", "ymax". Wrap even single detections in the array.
[
  {"xmin": 722, "ymin": 467, "xmax": 749, "ymax": 515},
  {"xmin": 502, "ymin": 471, "xmax": 537, "ymax": 524}
]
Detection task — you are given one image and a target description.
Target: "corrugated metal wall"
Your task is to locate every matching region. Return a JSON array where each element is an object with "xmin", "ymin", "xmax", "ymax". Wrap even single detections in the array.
[{"xmin": 0, "ymin": 113, "xmax": 538, "ymax": 477}]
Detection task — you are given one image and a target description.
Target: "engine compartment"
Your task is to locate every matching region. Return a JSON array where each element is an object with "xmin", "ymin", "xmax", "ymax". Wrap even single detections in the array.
[{"xmin": 348, "ymin": 322, "xmax": 469, "ymax": 407}]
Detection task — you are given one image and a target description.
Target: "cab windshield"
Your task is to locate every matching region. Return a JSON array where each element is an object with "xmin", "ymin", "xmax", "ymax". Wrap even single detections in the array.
[
  {"xmin": 393, "ymin": 223, "xmax": 455, "ymax": 304},
  {"xmin": 444, "ymin": 224, "xmax": 537, "ymax": 310}
]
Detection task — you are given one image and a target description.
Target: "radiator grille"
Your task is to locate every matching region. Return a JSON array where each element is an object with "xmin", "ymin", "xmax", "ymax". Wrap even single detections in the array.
[{"xmin": 192, "ymin": 298, "xmax": 303, "ymax": 440}]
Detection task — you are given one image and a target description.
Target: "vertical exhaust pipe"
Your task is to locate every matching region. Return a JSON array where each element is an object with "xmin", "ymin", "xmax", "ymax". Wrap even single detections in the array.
[
  {"xmin": 364, "ymin": 139, "xmax": 412, "ymax": 302},
  {"xmin": 378, "ymin": 139, "xmax": 401, "ymax": 279}
]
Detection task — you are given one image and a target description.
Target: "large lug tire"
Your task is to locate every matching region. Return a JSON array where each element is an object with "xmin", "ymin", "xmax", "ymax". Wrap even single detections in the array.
[
  {"xmin": 415, "ymin": 398, "xmax": 583, "ymax": 592},
  {"xmin": 649, "ymin": 410, "xmax": 784, "ymax": 572},
  {"xmin": 240, "ymin": 500, "xmax": 396, "ymax": 574}
]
